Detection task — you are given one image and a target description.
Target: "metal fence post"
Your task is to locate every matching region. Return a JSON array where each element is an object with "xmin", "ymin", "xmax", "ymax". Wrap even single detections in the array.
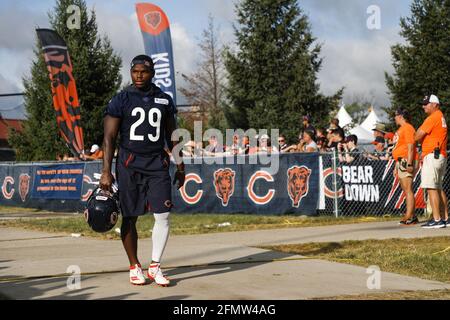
[{"xmin": 332, "ymin": 149, "xmax": 340, "ymax": 218}]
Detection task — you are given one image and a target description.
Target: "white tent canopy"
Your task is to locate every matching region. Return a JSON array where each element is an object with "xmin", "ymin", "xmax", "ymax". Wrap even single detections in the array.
[
  {"xmin": 349, "ymin": 125, "xmax": 374, "ymax": 144},
  {"xmin": 360, "ymin": 107, "xmax": 381, "ymax": 132},
  {"xmin": 336, "ymin": 104, "xmax": 353, "ymax": 128}
]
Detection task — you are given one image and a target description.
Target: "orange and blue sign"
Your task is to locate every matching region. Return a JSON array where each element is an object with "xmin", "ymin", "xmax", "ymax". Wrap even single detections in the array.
[{"xmin": 136, "ymin": 3, "xmax": 177, "ymax": 106}]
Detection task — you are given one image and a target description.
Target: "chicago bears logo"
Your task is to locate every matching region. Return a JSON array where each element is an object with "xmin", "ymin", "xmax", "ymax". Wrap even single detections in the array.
[
  {"xmin": 19, "ymin": 174, "xmax": 30, "ymax": 202},
  {"xmin": 213, "ymin": 169, "xmax": 236, "ymax": 206},
  {"xmin": 2, "ymin": 176, "xmax": 15, "ymax": 200},
  {"xmin": 145, "ymin": 11, "xmax": 161, "ymax": 29},
  {"xmin": 287, "ymin": 166, "xmax": 311, "ymax": 208}
]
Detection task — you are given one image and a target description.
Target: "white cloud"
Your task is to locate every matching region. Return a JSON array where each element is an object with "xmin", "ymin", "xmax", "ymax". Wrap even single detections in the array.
[
  {"xmin": 0, "ymin": 72, "xmax": 21, "ymax": 93},
  {"xmin": 171, "ymin": 22, "xmax": 197, "ymax": 77},
  {"xmin": 317, "ymin": 28, "xmax": 404, "ymax": 108}
]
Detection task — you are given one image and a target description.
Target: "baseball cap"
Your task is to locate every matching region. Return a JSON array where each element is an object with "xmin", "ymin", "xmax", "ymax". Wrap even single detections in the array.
[
  {"xmin": 130, "ymin": 55, "xmax": 154, "ymax": 70},
  {"xmin": 372, "ymin": 123, "xmax": 386, "ymax": 133},
  {"xmin": 371, "ymin": 136, "xmax": 385, "ymax": 145},
  {"xmin": 302, "ymin": 115, "xmax": 311, "ymax": 122},
  {"xmin": 384, "ymin": 132, "xmax": 395, "ymax": 140},
  {"xmin": 90, "ymin": 144, "xmax": 100, "ymax": 153},
  {"xmin": 422, "ymin": 94, "xmax": 440, "ymax": 105}
]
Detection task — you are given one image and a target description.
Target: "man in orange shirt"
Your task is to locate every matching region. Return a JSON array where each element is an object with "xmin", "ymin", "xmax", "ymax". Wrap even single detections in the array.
[
  {"xmin": 415, "ymin": 95, "xmax": 448, "ymax": 229},
  {"xmin": 392, "ymin": 109, "xmax": 419, "ymax": 225},
  {"xmin": 82, "ymin": 144, "xmax": 104, "ymax": 161}
]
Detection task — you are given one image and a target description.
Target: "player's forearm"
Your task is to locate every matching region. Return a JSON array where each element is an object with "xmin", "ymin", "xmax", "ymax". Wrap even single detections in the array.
[
  {"xmin": 102, "ymin": 136, "xmax": 115, "ymax": 173},
  {"xmin": 102, "ymin": 116, "xmax": 120, "ymax": 174}
]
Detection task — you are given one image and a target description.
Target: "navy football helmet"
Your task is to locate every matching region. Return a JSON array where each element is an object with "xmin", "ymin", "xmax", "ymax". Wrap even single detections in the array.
[{"xmin": 84, "ymin": 188, "xmax": 120, "ymax": 233}]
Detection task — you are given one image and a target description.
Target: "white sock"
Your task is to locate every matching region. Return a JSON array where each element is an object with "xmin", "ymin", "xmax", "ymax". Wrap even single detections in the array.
[{"xmin": 152, "ymin": 212, "xmax": 170, "ymax": 263}]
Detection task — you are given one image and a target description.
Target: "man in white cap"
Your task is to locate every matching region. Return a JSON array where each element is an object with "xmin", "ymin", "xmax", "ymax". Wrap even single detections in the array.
[
  {"xmin": 415, "ymin": 95, "xmax": 448, "ymax": 228},
  {"xmin": 83, "ymin": 144, "xmax": 104, "ymax": 160}
]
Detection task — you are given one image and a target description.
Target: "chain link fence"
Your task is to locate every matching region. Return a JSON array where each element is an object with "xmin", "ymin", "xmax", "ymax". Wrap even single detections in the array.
[{"xmin": 318, "ymin": 150, "xmax": 450, "ymax": 217}]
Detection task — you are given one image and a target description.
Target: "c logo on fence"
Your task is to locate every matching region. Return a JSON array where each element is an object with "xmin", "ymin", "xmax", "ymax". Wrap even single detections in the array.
[
  {"xmin": 179, "ymin": 173, "xmax": 203, "ymax": 205},
  {"xmin": 323, "ymin": 167, "xmax": 344, "ymax": 198},
  {"xmin": 81, "ymin": 175, "xmax": 96, "ymax": 202},
  {"xmin": 247, "ymin": 171, "xmax": 275, "ymax": 205},
  {"xmin": 287, "ymin": 166, "xmax": 311, "ymax": 208},
  {"xmin": 2, "ymin": 176, "xmax": 15, "ymax": 200},
  {"xmin": 19, "ymin": 174, "xmax": 30, "ymax": 202},
  {"xmin": 213, "ymin": 168, "xmax": 236, "ymax": 207}
]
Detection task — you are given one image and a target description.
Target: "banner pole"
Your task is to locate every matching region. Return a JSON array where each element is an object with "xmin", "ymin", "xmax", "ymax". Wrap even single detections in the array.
[{"xmin": 332, "ymin": 150, "xmax": 339, "ymax": 218}]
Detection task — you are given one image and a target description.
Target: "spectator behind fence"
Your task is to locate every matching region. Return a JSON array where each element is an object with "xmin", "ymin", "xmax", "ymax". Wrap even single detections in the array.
[
  {"xmin": 299, "ymin": 129, "xmax": 318, "ymax": 152},
  {"xmin": 327, "ymin": 119, "xmax": 344, "ymax": 141},
  {"xmin": 302, "ymin": 115, "xmax": 316, "ymax": 138},
  {"xmin": 278, "ymin": 135, "xmax": 290, "ymax": 153},
  {"xmin": 372, "ymin": 123, "xmax": 386, "ymax": 139},
  {"xmin": 392, "ymin": 109, "xmax": 419, "ymax": 225},
  {"xmin": 316, "ymin": 128, "xmax": 326, "ymax": 140},
  {"xmin": 384, "ymin": 132, "xmax": 395, "ymax": 160},
  {"xmin": 82, "ymin": 144, "xmax": 104, "ymax": 160},
  {"xmin": 365, "ymin": 136, "xmax": 388, "ymax": 160},
  {"xmin": 62, "ymin": 153, "xmax": 79, "ymax": 161},
  {"xmin": 258, "ymin": 134, "xmax": 278, "ymax": 154},
  {"xmin": 205, "ymin": 135, "xmax": 224, "ymax": 155},
  {"xmin": 182, "ymin": 140, "xmax": 196, "ymax": 157},
  {"xmin": 316, "ymin": 136, "xmax": 328, "ymax": 153},
  {"xmin": 338, "ymin": 134, "xmax": 359, "ymax": 163},
  {"xmin": 241, "ymin": 135, "xmax": 250, "ymax": 155},
  {"xmin": 327, "ymin": 128, "xmax": 345, "ymax": 151},
  {"xmin": 226, "ymin": 134, "xmax": 241, "ymax": 155},
  {"xmin": 415, "ymin": 95, "xmax": 449, "ymax": 229}
]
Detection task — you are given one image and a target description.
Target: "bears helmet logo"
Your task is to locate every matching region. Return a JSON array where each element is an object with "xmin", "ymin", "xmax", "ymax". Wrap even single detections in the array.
[
  {"xmin": 287, "ymin": 166, "xmax": 311, "ymax": 208},
  {"xmin": 213, "ymin": 168, "xmax": 236, "ymax": 206}
]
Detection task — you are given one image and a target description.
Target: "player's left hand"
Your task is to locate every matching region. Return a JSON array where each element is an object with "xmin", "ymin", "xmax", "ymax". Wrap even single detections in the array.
[{"xmin": 173, "ymin": 170, "xmax": 185, "ymax": 190}]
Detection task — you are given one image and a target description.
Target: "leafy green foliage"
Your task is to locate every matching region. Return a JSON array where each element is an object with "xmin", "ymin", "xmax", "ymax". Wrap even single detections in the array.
[
  {"xmin": 224, "ymin": 0, "xmax": 342, "ymax": 142},
  {"xmin": 385, "ymin": 0, "xmax": 450, "ymax": 135},
  {"xmin": 9, "ymin": 0, "xmax": 122, "ymax": 160}
]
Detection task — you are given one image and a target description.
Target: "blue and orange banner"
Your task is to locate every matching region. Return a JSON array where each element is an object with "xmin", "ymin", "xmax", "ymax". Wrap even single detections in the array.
[
  {"xmin": 36, "ymin": 29, "xmax": 84, "ymax": 157},
  {"xmin": 136, "ymin": 3, "xmax": 177, "ymax": 106}
]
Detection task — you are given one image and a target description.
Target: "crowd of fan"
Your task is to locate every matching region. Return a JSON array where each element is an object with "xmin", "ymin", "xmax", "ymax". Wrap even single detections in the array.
[
  {"xmin": 57, "ymin": 116, "xmax": 396, "ymax": 163},
  {"xmin": 181, "ymin": 116, "xmax": 396, "ymax": 163}
]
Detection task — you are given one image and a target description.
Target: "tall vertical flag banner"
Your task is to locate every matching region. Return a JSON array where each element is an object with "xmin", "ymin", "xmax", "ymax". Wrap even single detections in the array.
[
  {"xmin": 36, "ymin": 29, "xmax": 84, "ymax": 157},
  {"xmin": 136, "ymin": 3, "xmax": 177, "ymax": 106}
]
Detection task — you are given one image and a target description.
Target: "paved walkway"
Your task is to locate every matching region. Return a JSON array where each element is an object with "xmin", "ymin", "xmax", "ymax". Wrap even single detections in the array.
[{"xmin": 0, "ymin": 221, "xmax": 449, "ymax": 300}]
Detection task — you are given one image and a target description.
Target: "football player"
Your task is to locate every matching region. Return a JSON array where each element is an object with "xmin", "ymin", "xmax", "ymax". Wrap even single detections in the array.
[{"xmin": 100, "ymin": 55, "xmax": 185, "ymax": 286}]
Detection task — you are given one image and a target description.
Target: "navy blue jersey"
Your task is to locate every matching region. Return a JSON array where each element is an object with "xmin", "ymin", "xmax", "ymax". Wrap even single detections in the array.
[{"xmin": 105, "ymin": 84, "xmax": 177, "ymax": 155}]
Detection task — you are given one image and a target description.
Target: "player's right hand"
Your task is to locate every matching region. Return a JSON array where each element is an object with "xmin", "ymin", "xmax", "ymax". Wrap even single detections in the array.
[{"xmin": 100, "ymin": 171, "xmax": 114, "ymax": 191}]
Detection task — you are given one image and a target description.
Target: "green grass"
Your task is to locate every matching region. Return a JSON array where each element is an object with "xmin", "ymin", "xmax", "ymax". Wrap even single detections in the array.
[
  {"xmin": 0, "ymin": 205, "xmax": 51, "ymax": 214},
  {"xmin": 0, "ymin": 210, "xmax": 397, "ymax": 239},
  {"xmin": 262, "ymin": 237, "xmax": 450, "ymax": 284}
]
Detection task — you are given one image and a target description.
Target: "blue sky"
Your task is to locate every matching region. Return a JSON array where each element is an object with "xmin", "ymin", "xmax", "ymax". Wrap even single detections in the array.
[{"xmin": 0, "ymin": 0, "xmax": 413, "ymax": 109}]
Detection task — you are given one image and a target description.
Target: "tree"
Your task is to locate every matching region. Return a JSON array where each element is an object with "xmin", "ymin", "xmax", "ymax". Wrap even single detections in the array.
[
  {"xmin": 224, "ymin": 0, "xmax": 342, "ymax": 142},
  {"xmin": 385, "ymin": 0, "xmax": 450, "ymax": 132},
  {"xmin": 179, "ymin": 15, "xmax": 227, "ymax": 133},
  {"xmin": 345, "ymin": 93, "xmax": 375, "ymax": 125},
  {"xmin": 9, "ymin": 0, "xmax": 122, "ymax": 161}
]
